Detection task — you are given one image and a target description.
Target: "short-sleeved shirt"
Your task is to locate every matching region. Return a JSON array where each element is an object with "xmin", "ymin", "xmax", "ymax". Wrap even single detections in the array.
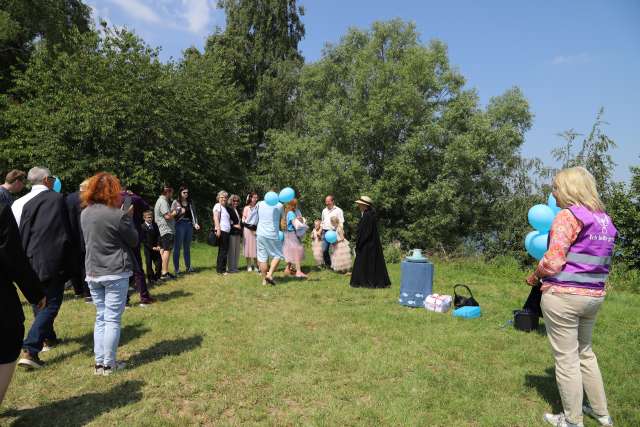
[
  {"xmin": 213, "ymin": 203, "xmax": 231, "ymax": 232},
  {"xmin": 154, "ymin": 195, "xmax": 174, "ymax": 236},
  {"xmin": 321, "ymin": 206, "xmax": 344, "ymax": 231},
  {"xmin": 0, "ymin": 187, "xmax": 13, "ymax": 207},
  {"xmin": 256, "ymin": 201, "xmax": 283, "ymax": 240}
]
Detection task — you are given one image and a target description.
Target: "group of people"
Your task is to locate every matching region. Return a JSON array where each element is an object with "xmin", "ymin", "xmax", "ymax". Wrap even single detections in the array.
[
  {"xmin": 0, "ymin": 164, "xmax": 617, "ymax": 427},
  {"xmin": 212, "ymin": 191, "xmax": 391, "ymax": 288}
]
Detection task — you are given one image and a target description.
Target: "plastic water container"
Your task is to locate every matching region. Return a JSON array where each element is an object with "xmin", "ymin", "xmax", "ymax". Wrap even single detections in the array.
[{"xmin": 399, "ymin": 249, "xmax": 433, "ymax": 308}]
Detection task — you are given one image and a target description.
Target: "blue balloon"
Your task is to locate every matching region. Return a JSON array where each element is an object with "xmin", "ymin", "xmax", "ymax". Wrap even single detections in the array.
[
  {"xmin": 547, "ymin": 194, "xmax": 562, "ymax": 215},
  {"xmin": 53, "ymin": 177, "xmax": 62, "ymax": 193},
  {"xmin": 524, "ymin": 230, "xmax": 540, "ymax": 252},
  {"xmin": 279, "ymin": 187, "xmax": 295, "ymax": 204},
  {"xmin": 278, "ymin": 231, "xmax": 284, "ymax": 241},
  {"xmin": 324, "ymin": 230, "xmax": 338, "ymax": 244},
  {"xmin": 528, "ymin": 204, "xmax": 555, "ymax": 233},
  {"xmin": 265, "ymin": 191, "xmax": 279, "ymax": 206},
  {"xmin": 528, "ymin": 233, "xmax": 549, "ymax": 260}
]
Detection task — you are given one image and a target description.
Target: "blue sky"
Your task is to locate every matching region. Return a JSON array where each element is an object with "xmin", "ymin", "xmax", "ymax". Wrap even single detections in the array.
[{"xmin": 88, "ymin": 0, "xmax": 639, "ymax": 182}]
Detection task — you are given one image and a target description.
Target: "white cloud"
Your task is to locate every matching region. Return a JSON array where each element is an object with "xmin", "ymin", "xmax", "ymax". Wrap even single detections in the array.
[
  {"xmin": 182, "ymin": 0, "xmax": 211, "ymax": 34},
  {"xmin": 551, "ymin": 53, "xmax": 591, "ymax": 65},
  {"xmin": 110, "ymin": 0, "xmax": 163, "ymax": 25}
]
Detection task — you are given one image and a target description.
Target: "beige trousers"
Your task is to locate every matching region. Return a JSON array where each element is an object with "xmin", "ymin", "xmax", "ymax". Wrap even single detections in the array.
[{"xmin": 541, "ymin": 292, "xmax": 609, "ymax": 425}]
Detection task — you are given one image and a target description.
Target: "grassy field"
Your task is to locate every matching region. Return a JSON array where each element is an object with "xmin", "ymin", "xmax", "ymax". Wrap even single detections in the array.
[{"xmin": 2, "ymin": 243, "xmax": 639, "ymax": 426}]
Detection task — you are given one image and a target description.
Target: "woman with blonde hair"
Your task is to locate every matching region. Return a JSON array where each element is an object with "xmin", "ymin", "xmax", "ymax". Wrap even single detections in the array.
[
  {"xmin": 213, "ymin": 191, "xmax": 230, "ymax": 275},
  {"xmin": 282, "ymin": 199, "xmax": 307, "ymax": 278},
  {"xmin": 526, "ymin": 167, "xmax": 616, "ymax": 427}
]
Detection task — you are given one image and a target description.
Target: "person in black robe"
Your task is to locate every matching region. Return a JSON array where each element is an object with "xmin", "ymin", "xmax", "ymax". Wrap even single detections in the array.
[{"xmin": 350, "ymin": 196, "xmax": 390, "ymax": 288}]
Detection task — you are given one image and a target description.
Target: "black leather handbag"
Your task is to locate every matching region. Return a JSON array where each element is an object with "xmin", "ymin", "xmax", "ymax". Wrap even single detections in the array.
[
  {"xmin": 207, "ymin": 229, "xmax": 218, "ymax": 246},
  {"xmin": 513, "ymin": 309, "xmax": 539, "ymax": 332},
  {"xmin": 453, "ymin": 284, "xmax": 479, "ymax": 309}
]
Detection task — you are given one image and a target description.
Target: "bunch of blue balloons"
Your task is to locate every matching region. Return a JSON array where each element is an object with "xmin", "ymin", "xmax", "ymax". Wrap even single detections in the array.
[
  {"xmin": 524, "ymin": 194, "xmax": 562, "ymax": 260},
  {"xmin": 264, "ymin": 186, "xmax": 296, "ymax": 206}
]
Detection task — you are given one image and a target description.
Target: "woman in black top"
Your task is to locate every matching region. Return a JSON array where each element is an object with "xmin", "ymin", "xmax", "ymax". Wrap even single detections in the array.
[
  {"xmin": 0, "ymin": 204, "xmax": 45, "ymax": 404},
  {"xmin": 226, "ymin": 194, "xmax": 243, "ymax": 273},
  {"xmin": 171, "ymin": 185, "xmax": 200, "ymax": 274}
]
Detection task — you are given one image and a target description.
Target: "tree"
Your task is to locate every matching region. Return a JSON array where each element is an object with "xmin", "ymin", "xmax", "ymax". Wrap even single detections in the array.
[
  {"xmin": 205, "ymin": 0, "xmax": 305, "ymax": 161},
  {"xmin": 0, "ymin": 25, "xmax": 247, "ymax": 215},
  {"xmin": 255, "ymin": 20, "xmax": 533, "ymax": 248},
  {"xmin": 552, "ymin": 107, "xmax": 616, "ymax": 195},
  {"xmin": 0, "ymin": 0, "xmax": 91, "ymax": 93}
]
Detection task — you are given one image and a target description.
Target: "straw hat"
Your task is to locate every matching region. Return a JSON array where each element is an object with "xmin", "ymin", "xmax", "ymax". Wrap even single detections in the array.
[{"xmin": 354, "ymin": 196, "xmax": 373, "ymax": 207}]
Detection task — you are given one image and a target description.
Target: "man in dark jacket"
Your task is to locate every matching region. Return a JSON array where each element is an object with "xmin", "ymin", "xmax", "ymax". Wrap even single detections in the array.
[
  {"xmin": 0, "ymin": 204, "xmax": 45, "ymax": 403},
  {"xmin": 11, "ymin": 167, "xmax": 73, "ymax": 369},
  {"xmin": 65, "ymin": 180, "xmax": 90, "ymax": 301}
]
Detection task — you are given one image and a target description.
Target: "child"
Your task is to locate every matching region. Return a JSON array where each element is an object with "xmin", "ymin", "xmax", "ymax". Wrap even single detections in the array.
[
  {"xmin": 329, "ymin": 216, "xmax": 351, "ymax": 273},
  {"xmin": 311, "ymin": 219, "xmax": 324, "ymax": 266},
  {"xmin": 141, "ymin": 210, "xmax": 162, "ymax": 283}
]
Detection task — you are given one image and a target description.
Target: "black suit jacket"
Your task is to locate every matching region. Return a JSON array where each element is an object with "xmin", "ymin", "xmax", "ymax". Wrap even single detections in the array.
[
  {"xmin": 0, "ymin": 204, "xmax": 44, "ymax": 327},
  {"xmin": 141, "ymin": 221, "xmax": 160, "ymax": 249},
  {"xmin": 18, "ymin": 190, "xmax": 74, "ymax": 283},
  {"xmin": 65, "ymin": 191, "xmax": 84, "ymax": 253}
]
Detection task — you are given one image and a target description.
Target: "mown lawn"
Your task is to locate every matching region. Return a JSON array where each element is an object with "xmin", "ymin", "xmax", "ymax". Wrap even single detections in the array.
[{"xmin": 2, "ymin": 243, "xmax": 639, "ymax": 426}]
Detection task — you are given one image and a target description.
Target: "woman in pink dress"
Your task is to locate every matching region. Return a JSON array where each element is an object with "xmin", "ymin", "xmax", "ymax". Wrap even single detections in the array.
[
  {"xmin": 241, "ymin": 192, "xmax": 258, "ymax": 272},
  {"xmin": 282, "ymin": 199, "xmax": 307, "ymax": 278}
]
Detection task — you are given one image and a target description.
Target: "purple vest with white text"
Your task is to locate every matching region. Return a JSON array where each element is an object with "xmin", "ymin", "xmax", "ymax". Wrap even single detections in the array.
[{"xmin": 544, "ymin": 205, "xmax": 617, "ymax": 291}]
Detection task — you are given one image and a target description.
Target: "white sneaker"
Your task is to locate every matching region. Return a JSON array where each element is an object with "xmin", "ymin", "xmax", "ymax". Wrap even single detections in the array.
[
  {"xmin": 94, "ymin": 364, "xmax": 104, "ymax": 375},
  {"xmin": 543, "ymin": 413, "xmax": 584, "ymax": 427},
  {"xmin": 102, "ymin": 361, "xmax": 126, "ymax": 376},
  {"xmin": 583, "ymin": 405, "xmax": 613, "ymax": 426},
  {"xmin": 247, "ymin": 266, "xmax": 252, "ymax": 272}
]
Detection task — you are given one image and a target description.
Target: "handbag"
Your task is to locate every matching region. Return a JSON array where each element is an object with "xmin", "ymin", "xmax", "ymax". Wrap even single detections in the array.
[
  {"xmin": 453, "ymin": 284, "xmax": 479, "ymax": 309},
  {"xmin": 207, "ymin": 228, "xmax": 218, "ymax": 246},
  {"xmin": 513, "ymin": 309, "xmax": 539, "ymax": 332}
]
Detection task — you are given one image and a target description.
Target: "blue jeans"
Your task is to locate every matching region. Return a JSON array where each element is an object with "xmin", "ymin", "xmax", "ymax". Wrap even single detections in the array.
[
  {"xmin": 23, "ymin": 280, "xmax": 64, "ymax": 356},
  {"xmin": 173, "ymin": 220, "xmax": 193, "ymax": 273},
  {"xmin": 322, "ymin": 235, "xmax": 332, "ymax": 267},
  {"xmin": 88, "ymin": 277, "xmax": 129, "ymax": 368}
]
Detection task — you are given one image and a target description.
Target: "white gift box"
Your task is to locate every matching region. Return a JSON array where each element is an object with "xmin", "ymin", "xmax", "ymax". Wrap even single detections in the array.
[{"xmin": 424, "ymin": 294, "xmax": 452, "ymax": 313}]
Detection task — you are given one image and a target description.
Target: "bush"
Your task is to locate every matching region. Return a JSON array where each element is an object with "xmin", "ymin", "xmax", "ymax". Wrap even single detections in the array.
[{"xmin": 383, "ymin": 241, "xmax": 404, "ymax": 264}]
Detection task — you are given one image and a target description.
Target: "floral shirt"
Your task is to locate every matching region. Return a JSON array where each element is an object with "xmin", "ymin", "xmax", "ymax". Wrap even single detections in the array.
[{"xmin": 526, "ymin": 209, "xmax": 606, "ymax": 297}]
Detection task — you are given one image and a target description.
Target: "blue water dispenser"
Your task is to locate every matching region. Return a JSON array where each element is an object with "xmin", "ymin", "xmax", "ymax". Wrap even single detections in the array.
[{"xmin": 399, "ymin": 249, "xmax": 433, "ymax": 307}]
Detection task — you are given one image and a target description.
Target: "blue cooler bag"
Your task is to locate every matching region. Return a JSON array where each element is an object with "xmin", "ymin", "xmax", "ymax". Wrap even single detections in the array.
[
  {"xmin": 452, "ymin": 305, "xmax": 481, "ymax": 319},
  {"xmin": 399, "ymin": 249, "xmax": 433, "ymax": 307}
]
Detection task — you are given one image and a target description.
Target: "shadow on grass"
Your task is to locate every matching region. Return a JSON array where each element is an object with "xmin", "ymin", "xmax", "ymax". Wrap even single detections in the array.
[
  {"xmin": 152, "ymin": 289, "xmax": 193, "ymax": 302},
  {"xmin": 128, "ymin": 335, "xmax": 203, "ymax": 367},
  {"xmin": 524, "ymin": 367, "xmax": 562, "ymax": 412},
  {"xmin": 1, "ymin": 380, "xmax": 144, "ymax": 427},
  {"xmin": 45, "ymin": 322, "xmax": 151, "ymax": 366}
]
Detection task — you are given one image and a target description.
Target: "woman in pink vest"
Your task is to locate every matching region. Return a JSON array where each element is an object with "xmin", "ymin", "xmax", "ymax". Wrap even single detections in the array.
[{"xmin": 527, "ymin": 167, "xmax": 616, "ymax": 427}]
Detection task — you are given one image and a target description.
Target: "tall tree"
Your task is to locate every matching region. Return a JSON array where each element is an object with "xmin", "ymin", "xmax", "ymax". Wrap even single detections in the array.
[
  {"xmin": 552, "ymin": 107, "xmax": 617, "ymax": 195},
  {"xmin": 0, "ymin": 25, "xmax": 247, "ymax": 215},
  {"xmin": 0, "ymin": 0, "xmax": 91, "ymax": 93},
  {"xmin": 205, "ymin": 0, "xmax": 305, "ymax": 160},
  {"xmin": 254, "ymin": 20, "xmax": 533, "ymax": 248}
]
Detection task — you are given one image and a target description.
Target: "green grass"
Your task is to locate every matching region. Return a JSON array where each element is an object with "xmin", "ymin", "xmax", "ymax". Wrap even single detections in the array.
[{"xmin": 2, "ymin": 244, "xmax": 639, "ymax": 426}]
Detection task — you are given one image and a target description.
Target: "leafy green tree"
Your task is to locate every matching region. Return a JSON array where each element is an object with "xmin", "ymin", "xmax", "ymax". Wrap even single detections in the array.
[
  {"xmin": 0, "ymin": 25, "xmax": 247, "ymax": 216},
  {"xmin": 206, "ymin": 0, "xmax": 305, "ymax": 161},
  {"xmin": 256, "ymin": 20, "xmax": 532, "ymax": 248},
  {"xmin": 552, "ymin": 107, "xmax": 616, "ymax": 195},
  {"xmin": 607, "ymin": 161, "xmax": 640, "ymax": 270},
  {"xmin": 0, "ymin": 0, "xmax": 91, "ymax": 93}
]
